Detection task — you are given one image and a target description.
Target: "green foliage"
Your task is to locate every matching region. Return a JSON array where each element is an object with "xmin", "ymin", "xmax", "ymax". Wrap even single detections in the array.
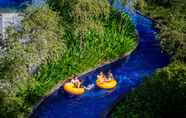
[
  {"xmin": 143, "ymin": 0, "xmax": 186, "ymax": 7},
  {"xmin": 0, "ymin": 78, "xmax": 37, "ymax": 118},
  {"xmin": 110, "ymin": 61, "xmax": 186, "ymax": 118},
  {"xmin": 22, "ymin": 6, "xmax": 65, "ymax": 60},
  {"xmin": 0, "ymin": 5, "xmax": 65, "ymax": 117},
  {"xmin": 0, "ymin": 96, "xmax": 25, "ymax": 118},
  {"xmin": 47, "ymin": 0, "xmax": 111, "ymax": 43},
  {"xmin": 133, "ymin": 0, "xmax": 186, "ymax": 62},
  {"xmin": 0, "ymin": 5, "xmax": 65, "ymax": 80},
  {"xmin": 47, "ymin": 0, "xmax": 110, "ymax": 19}
]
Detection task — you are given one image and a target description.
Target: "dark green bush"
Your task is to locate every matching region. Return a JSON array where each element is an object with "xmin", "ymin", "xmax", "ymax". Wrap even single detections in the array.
[
  {"xmin": 110, "ymin": 61, "xmax": 186, "ymax": 118},
  {"xmin": 133, "ymin": 0, "xmax": 186, "ymax": 62},
  {"xmin": 0, "ymin": 5, "xmax": 65, "ymax": 80},
  {"xmin": 134, "ymin": 0, "xmax": 184, "ymax": 7}
]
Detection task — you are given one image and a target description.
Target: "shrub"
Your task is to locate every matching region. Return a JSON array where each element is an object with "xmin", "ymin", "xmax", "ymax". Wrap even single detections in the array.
[
  {"xmin": 132, "ymin": 0, "xmax": 186, "ymax": 62},
  {"xmin": 47, "ymin": 0, "xmax": 111, "ymax": 45},
  {"xmin": 110, "ymin": 61, "xmax": 186, "ymax": 118},
  {"xmin": 0, "ymin": 5, "xmax": 65, "ymax": 80}
]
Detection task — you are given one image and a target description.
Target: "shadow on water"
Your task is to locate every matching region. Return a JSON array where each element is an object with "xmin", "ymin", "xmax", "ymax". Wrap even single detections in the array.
[{"xmin": 29, "ymin": 0, "xmax": 170, "ymax": 118}]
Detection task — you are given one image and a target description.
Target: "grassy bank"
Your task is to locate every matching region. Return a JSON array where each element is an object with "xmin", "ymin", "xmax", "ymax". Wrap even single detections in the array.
[
  {"xmin": 0, "ymin": 0, "xmax": 137, "ymax": 117},
  {"xmin": 34, "ymin": 23, "xmax": 136, "ymax": 93},
  {"xmin": 110, "ymin": 0, "xmax": 186, "ymax": 118},
  {"xmin": 30, "ymin": 8, "xmax": 136, "ymax": 105}
]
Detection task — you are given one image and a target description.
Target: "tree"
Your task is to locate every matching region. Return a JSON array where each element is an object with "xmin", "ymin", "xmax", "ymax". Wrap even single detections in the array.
[
  {"xmin": 0, "ymin": 5, "xmax": 66, "ymax": 117},
  {"xmin": 0, "ymin": 5, "xmax": 65, "ymax": 80}
]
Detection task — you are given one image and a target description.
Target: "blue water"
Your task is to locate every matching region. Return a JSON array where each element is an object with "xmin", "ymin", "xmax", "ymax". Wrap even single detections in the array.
[
  {"xmin": 0, "ymin": 0, "xmax": 43, "ymax": 11},
  {"xmin": 0, "ymin": 0, "xmax": 30, "ymax": 8},
  {"xmin": 29, "ymin": 1, "xmax": 170, "ymax": 118}
]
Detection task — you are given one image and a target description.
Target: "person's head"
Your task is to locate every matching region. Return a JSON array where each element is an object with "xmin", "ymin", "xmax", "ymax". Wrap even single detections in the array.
[
  {"xmin": 75, "ymin": 76, "xmax": 78, "ymax": 80},
  {"xmin": 100, "ymin": 72, "xmax": 104, "ymax": 75},
  {"xmin": 72, "ymin": 75, "xmax": 76, "ymax": 78}
]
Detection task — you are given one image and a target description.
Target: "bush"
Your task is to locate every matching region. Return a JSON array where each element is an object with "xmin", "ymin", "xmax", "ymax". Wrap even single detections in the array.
[
  {"xmin": 133, "ymin": 0, "xmax": 186, "ymax": 62},
  {"xmin": 47, "ymin": 0, "xmax": 111, "ymax": 44},
  {"xmin": 110, "ymin": 61, "xmax": 186, "ymax": 118},
  {"xmin": 0, "ymin": 5, "xmax": 65, "ymax": 80}
]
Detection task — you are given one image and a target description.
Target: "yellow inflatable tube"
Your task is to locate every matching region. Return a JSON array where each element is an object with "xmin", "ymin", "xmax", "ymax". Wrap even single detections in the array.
[
  {"xmin": 96, "ymin": 77, "xmax": 117, "ymax": 89},
  {"xmin": 64, "ymin": 83, "xmax": 85, "ymax": 95}
]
